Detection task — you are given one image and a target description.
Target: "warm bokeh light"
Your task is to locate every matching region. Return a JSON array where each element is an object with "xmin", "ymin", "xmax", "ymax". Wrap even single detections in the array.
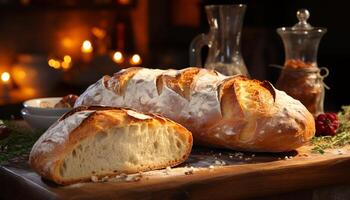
[
  {"xmin": 48, "ymin": 59, "xmax": 55, "ymax": 67},
  {"xmin": 92, "ymin": 27, "xmax": 106, "ymax": 39},
  {"xmin": 113, "ymin": 51, "xmax": 124, "ymax": 64},
  {"xmin": 61, "ymin": 37, "xmax": 74, "ymax": 49},
  {"xmin": 1, "ymin": 72, "xmax": 10, "ymax": 83},
  {"xmin": 130, "ymin": 54, "xmax": 142, "ymax": 65},
  {"xmin": 81, "ymin": 40, "xmax": 93, "ymax": 53},
  {"xmin": 63, "ymin": 55, "xmax": 72, "ymax": 63},
  {"xmin": 48, "ymin": 59, "xmax": 61, "ymax": 69},
  {"xmin": 61, "ymin": 61, "xmax": 71, "ymax": 70},
  {"xmin": 61, "ymin": 55, "xmax": 72, "ymax": 70},
  {"xmin": 13, "ymin": 69, "xmax": 26, "ymax": 80}
]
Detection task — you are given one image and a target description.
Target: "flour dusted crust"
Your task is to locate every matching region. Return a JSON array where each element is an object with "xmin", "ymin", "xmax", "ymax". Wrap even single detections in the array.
[
  {"xmin": 29, "ymin": 106, "xmax": 193, "ymax": 185},
  {"xmin": 75, "ymin": 67, "xmax": 315, "ymax": 152}
]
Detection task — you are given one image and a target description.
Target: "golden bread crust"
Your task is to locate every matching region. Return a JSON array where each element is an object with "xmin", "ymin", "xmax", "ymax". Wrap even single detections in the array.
[{"xmin": 75, "ymin": 67, "xmax": 315, "ymax": 152}]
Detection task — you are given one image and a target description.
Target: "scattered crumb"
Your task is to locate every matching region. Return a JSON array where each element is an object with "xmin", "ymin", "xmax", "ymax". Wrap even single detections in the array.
[
  {"xmin": 284, "ymin": 156, "xmax": 293, "ymax": 160},
  {"xmin": 209, "ymin": 165, "xmax": 214, "ymax": 169},
  {"xmin": 185, "ymin": 171, "xmax": 193, "ymax": 175},
  {"xmin": 244, "ymin": 157, "xmax": 252, "ymax": 161},
  {"xmin": 184, "ymin": 167, "xmax": 194, "ymax": 175},
  {"xmin": 164, "ymin": 166, "xmax": 172, "ymax": 174},
  {"xmin": 234, "ymin": 152, "xmax": 244, "ymax": 157},
  {"xmin": 91, "ymin": 175, "xmax": 99, "ymax": 182},
  {"xmin": 125, "ymin": 175, "xmax": 134, "ymax": 182},
  {"xmin": 101, "ymin": 176, "xmax": 109, "ymax": 182},
  {"xmin": 132, "ymin": 174, "xmax": 143, "ymax": 182},
  {"xmin": 214, "ymin": 160, "xmax": 221, "ymax": 165},
  {"xmin": 115, "ymin": 173, "xmax": 127, "ymax": 179},
  {"xmin": 229, "ymin": 155, "xmax": 233, "ymax": 159},
  {"xmin": 251, "ymin": 154, "xmax": 255, "ymax": 157},
  {"xmin": 114, "ymin": 172, "xmax": 144, "ymax": 182},
  {"xmin": 214, "ymin": 160, "xmax": 226, "ymax": 166}
]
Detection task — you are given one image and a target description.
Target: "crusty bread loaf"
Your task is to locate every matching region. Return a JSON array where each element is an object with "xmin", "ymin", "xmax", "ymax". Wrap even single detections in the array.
[
  {"xmin": 75, "ymin": 67, "xmax": 315, "ymax": 152},
  {"xmin": 29, "ymin": 106, "xmax": 193, "ymax": 185}
]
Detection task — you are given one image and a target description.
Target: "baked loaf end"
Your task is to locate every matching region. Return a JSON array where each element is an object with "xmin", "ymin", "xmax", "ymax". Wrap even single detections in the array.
[
  {"xmin": 29, "ymin": 106, "xmax": 192, "ymax": 185},
  {"xmin": 200, "ymin": 76, "xmax": 315, "ymax": 152},
  {"xmin": 75, "ymin": 67, "xmax": 315, "ymax": 152}
]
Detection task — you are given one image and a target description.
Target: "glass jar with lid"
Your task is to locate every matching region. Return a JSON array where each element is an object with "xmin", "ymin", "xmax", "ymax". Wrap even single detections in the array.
[{"xmin": 276, "ymin": 9, "xmax": 327, "ymax": 116}]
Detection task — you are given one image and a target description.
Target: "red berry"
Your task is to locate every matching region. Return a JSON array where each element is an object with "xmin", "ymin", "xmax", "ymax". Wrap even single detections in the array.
[
  {"xmin": 327, "ymin": 113, "xmax": 337, "ymax": 120},
  {"xmin": 317, "ymin": 114, "xmax": 326, "ymax": 121},
  {"xmin": 315, "ymin": 112, "xmax": 339, "ymax": 136}
]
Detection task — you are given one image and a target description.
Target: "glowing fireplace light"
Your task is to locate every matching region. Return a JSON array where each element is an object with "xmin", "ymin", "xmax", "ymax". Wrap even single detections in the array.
[
  {"xmin": 81, "ymin": 40, "xmax": 93, "ymax": 53},
  {"xmin": 1, "ymin": 72, "xmax": 10, "ymax": 83},
  {"xmin": 113, "ymin": 51, "xmax": 124, "ymax": 64},
  {"xmin": 130, "ymin": 54, "xmax": 142, "ymax": 65}
]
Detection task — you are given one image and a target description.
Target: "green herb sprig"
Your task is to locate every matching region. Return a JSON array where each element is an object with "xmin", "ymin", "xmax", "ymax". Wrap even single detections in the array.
[{"xmin": 0, "ymin": 121, "xmax": 42, "ymax": 165}]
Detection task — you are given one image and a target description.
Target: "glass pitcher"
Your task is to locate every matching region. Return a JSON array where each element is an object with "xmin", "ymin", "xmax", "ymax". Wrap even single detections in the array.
[{"xmin": 189, "ymin": 4, "xmax": 249, "ymax": 77}]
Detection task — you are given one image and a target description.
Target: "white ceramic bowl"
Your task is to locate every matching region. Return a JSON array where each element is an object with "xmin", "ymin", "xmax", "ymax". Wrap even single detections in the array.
[
  {"xmin": 21, "ymin": 108, "xmax": 59, "ymax": 130},
  {"xmin": 23, "ymin": 97, "xmax": 71, "ymax": 116}
]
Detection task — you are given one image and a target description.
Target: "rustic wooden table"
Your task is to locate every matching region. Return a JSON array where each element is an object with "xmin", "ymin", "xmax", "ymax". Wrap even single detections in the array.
[{"xmin": 1, "ymin": 145, "xmax": 350, "ymax": 200}]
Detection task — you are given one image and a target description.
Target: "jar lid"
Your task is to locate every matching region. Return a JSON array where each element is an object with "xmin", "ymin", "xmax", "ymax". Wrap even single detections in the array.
[{"xmin": 277, "ymin": 9, "xmax": 326, "ymax": 34}]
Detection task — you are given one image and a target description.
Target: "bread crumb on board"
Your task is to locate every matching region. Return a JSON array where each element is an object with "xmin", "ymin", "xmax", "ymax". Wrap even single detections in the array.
[
  {"xmin": 90, "ymin": 175, "xmax": 109, "ymax": 183},
  {"xmin": 91, "ymin": 175, "xmax": 99, "ymax": 182},
  {"xmin": 117, "ymin": 172, "xmax": 143, "ymax": 182},
  {"xmin": 124, "ymin": 174, "xmax": 142, "ymax": 182},
  {"xmin": 164, "ymin": 166, "xmax": 172, "ymax": 175},
  {"xmin": 184, "ymin": 167, "xmax": 194, "ymax": 175},
  {"xmin": 115, "ymin": 173, "xmax": 128, "ymax": 179},
  {"xmin": 284, "ymin": 156, "xmax": 294, "ymax": 160},
  {"xmin": 101, "ymin": 176, "xmax": 109, "ymax": 182}
]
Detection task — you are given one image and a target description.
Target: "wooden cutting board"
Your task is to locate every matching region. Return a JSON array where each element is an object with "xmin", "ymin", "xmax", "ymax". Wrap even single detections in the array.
[{"xmin": 1, "ymin": 145, "xmax": 350, "ymax": 200}]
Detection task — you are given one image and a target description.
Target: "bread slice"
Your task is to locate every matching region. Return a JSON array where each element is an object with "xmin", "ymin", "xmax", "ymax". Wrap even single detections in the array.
[{"xmin": 29, "ymin": 106, "xmax": 193, "ymax": 185}]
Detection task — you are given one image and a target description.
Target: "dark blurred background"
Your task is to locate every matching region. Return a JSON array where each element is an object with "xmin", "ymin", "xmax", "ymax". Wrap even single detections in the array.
[{"xmin": 0, "ymin": 0, "xmax": 348, "ymax": 118}]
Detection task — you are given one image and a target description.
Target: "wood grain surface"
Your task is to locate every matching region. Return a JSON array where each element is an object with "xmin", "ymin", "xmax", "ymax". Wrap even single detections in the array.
[{"xmin": 1, "ymin": 146, "xmax": 350, "ymax": 200}]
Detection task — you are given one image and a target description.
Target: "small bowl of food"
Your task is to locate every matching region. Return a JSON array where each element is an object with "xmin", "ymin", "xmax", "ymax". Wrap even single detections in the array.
[
  {"xmin": 23, "ymin": 95, "xmax": 78, "ymax": 116},
  {"xmin": 21, "ymin": 108, "xmax": 59, "ymax": 130}
]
